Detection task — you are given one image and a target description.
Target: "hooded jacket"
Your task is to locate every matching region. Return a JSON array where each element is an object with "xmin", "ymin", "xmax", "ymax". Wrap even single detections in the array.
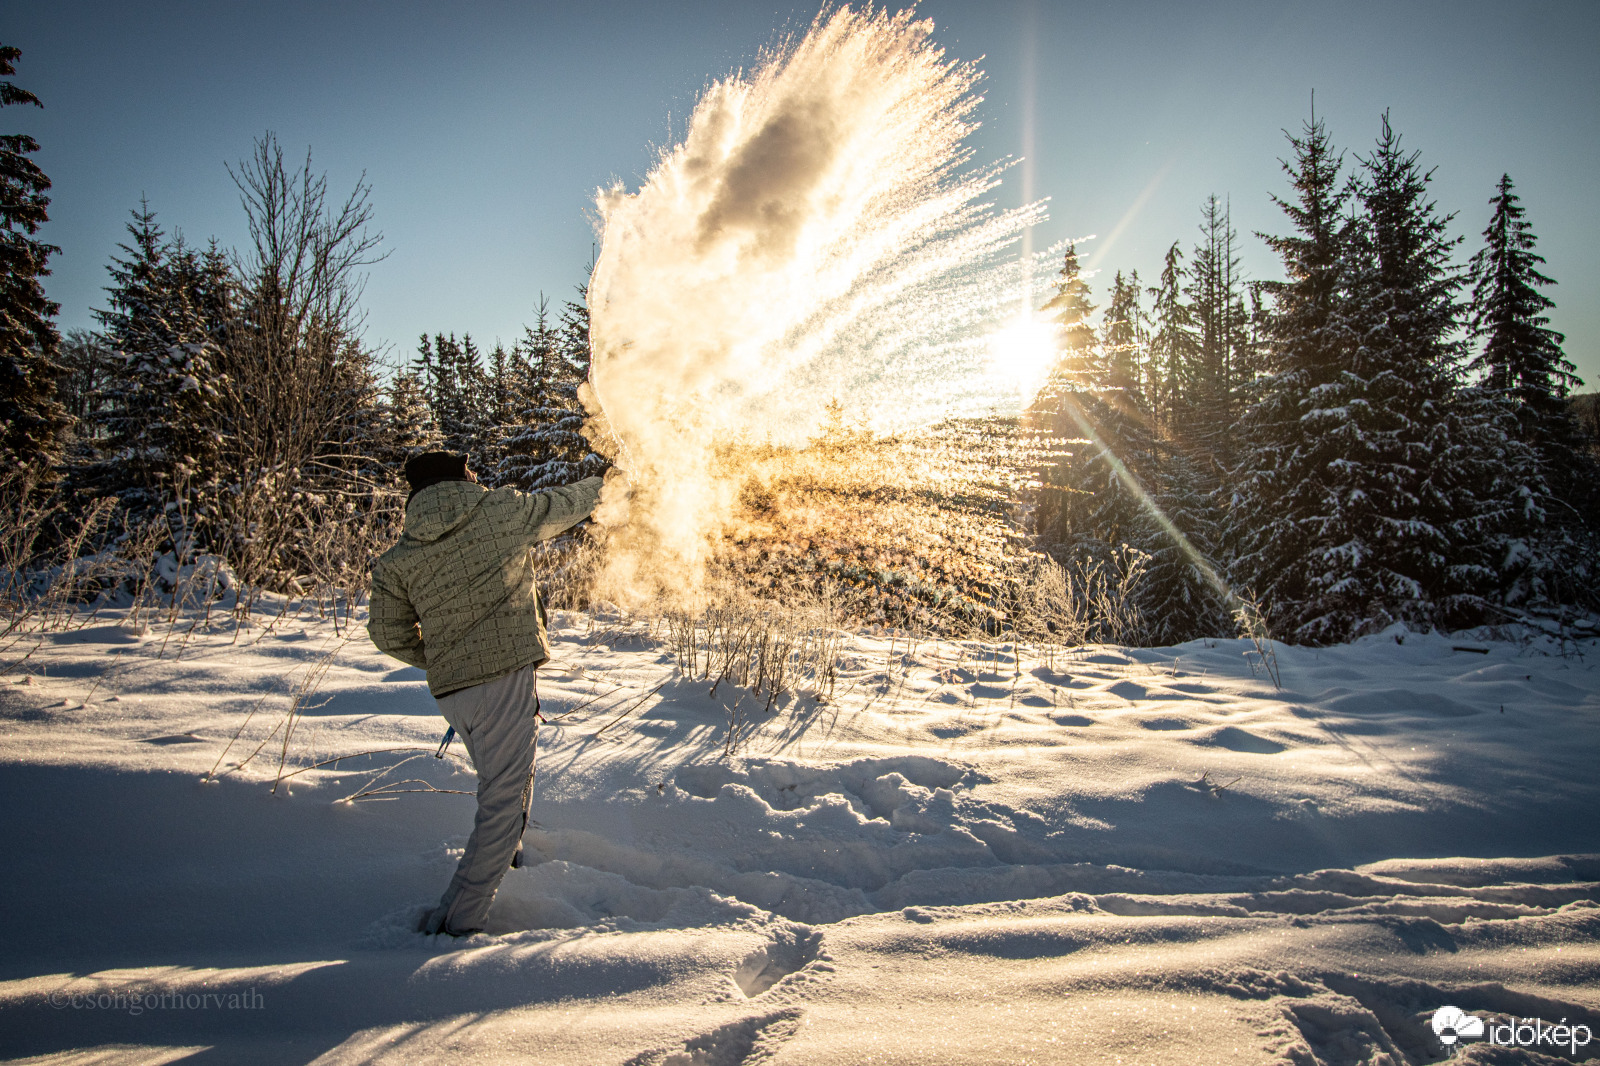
[{"xmin": 367, "ymin": 477, "xmax": 603, "ymax": 698}]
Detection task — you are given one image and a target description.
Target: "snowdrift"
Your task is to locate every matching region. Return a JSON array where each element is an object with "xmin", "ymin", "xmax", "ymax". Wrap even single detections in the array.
[{"xmin": 0, "ymin": 609, "xmax": 1596, "ymax": 1064}]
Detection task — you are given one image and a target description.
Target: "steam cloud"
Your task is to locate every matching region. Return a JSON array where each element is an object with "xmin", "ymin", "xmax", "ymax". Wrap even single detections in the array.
[{"xmin": 584, "ymin": 5, "xmax": 1046, "ymax": 606}]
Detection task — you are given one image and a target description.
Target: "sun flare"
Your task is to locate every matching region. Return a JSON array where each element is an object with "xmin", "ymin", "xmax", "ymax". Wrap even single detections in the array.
[{"xmin": 986, "ymin": 314, "xmax": 1058, "ymax": 400}]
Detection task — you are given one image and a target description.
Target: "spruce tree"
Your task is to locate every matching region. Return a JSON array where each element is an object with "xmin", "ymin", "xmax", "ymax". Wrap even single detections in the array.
[
  {"xmin": 495, "ymin": 302, "xmax": 560, "ymax": 491},
  {"xmin": 469, "ymin": 340, "xmax": 514, "ymax": 483},
  {"xmin": 1038, "ymin": 244, "xmax": 1098, "ymax": 386},
  {"xmin": 1144, "ymin": 449, "xmax": 1231, "ymax": 642},
  {"xmin": 1030, "ymin": 247, "xmax": 1160, "ymax": 580},
  {"xmin": 487, "ymin": 341, "xmax": 514, "ymax": 426},
  {"xmin": 1426, "ymin": 384, "xmax": 1559, "ymax": 617},
  {"xmin": 1467, "ymin": 176, "xmax": 1578, "ymax": 401},
  {"xmin": 1466, "ymin": 174, "xmax": 1596, "ymax": 602},
  {"xmin": 1231, "ymin": 112, "xmax": 1496, "ymax": 640},
  {"xmin": 1144, "ymin": 241, "xmax": 1195, "ymax": 440},
  {"xmin": 547, "ymin": 290, "xmax": 608, "ymax": 485},
  {"xmin": 1100, "ymin": 269, "xmax": 1144, "ymax": 417},
  {"xmin": 1228, "ymin": 111, "xmax": 1365, "ymax": 641},
  {"xmin": 1362, "ymin": 116, "xmax": 1464, "ymax": 378},
  {"xmin": 320, "ymin": 360, "xmax": 391, "ymax": 494},
  {"xmin": 455, "ymin": 333, "xmax": 489, "ymax": 453},
  {"xmin": 1180, "ymin": 196, "xmax": 1252, "ymax": 459},
  {"xmin": 1289, "ymin": 115, "xmax": 1463, "ymax": 636},
  {"xmin": 1031, "ymin": 246, "xmax": 1096, "ymax": 555},
  {"xmin": 0, "ymin": 42, "xmax": 71, "ymax": 481},
  {"xmin": 415, "ymin": 332, "xmax": 491, "ymax": 457},
  {"xmin": 496, "ymin": 291, "xmax": 606, "ymax": 492},
  {"xmin": 431, "ymin": 333, "xmax": 468, "ymax": 450},
  {"xmin": 1467, "ymin": 176, "xmax": 1585, "ymax": 458},
  {"xmin": 411, "ymin": 332, "xmax": 437, "ymax": 403},
  {"xmin": 88, "ymin": 204, "xmax": 166, "ymax": 505},
  {"xmin": 386, "ymin": 369, "xmax": 439, "ymax": 463},
  {"xmin": 83, "ymin": 208, "xmax": 231, "ymax": 516}
]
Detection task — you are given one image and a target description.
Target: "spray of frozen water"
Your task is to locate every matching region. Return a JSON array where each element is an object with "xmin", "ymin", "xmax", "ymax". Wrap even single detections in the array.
[{"xmin": 584, "ymin": 5, "xmax": 1049, "ymax": 605}]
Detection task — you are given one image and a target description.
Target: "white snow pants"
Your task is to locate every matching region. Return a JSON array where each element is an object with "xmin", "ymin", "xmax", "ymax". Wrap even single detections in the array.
[{"xmin": 421, "ymin": 662, "xmax": 540, "ymax": 936}]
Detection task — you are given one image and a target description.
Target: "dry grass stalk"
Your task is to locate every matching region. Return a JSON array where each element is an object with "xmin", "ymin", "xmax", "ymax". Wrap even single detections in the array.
[
  {"xmin": 662, "ymin": 578, "xmax": 844, "ymax": 755},
  {"xmin": 1012, "ymin": 546, "xmax": 1150, "ymax": 651},
  {"xmin": 1233, "ymin": 592, "xmax": 1282, "ymax": 690}
]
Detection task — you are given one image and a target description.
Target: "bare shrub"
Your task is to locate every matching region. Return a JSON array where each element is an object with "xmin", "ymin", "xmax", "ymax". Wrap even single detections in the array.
[
  {"xmin": 532, "ymin": 528, "xmax": 605, "ymax": 612},
  {"xmin": 0, "ymin": 471, "xmax": 119, "ymax": 672},
  {"xmin": 207, "ymin": 133, "xmax": 395, "ymax": 596}
]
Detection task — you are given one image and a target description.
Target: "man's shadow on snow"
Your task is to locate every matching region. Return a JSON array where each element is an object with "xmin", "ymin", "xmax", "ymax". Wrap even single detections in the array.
[{"xmin": 0, "ymin": 759, "xmax": 737, "ymax": 1062}]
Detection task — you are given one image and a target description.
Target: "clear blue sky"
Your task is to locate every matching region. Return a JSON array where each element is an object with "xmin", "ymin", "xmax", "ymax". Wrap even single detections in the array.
[{"xmin": 10, "ymin": 0, "xmax": 1599, "ymax": 385}]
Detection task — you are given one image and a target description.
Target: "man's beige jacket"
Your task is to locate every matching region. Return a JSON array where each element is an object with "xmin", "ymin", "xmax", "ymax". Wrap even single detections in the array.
[{"xmin": 368, "ymin": 477, "xmax": 603, "ymax": 697}]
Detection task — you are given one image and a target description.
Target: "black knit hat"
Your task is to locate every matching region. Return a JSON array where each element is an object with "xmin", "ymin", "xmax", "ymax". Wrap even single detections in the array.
[{"xmin": 404, "ymin": 451, "xmax": 471, "ymax": 502}]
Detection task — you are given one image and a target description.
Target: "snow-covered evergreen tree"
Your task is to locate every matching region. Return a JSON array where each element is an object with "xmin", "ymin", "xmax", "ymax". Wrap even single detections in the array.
[
  {"xmin": 416, "ymin": 332, "xmax": 491, "ymax": 458},
  {"xmin": 385, "ymin": 369, "xmax": 438, "ymax": 465},
  {"xmin": 1467, "ymin": 175, "xmax": 1580, "ymax": 418},
  {"xmin": 1038, "ymin": 244, "xmax": 1098, "ymax": 387},
  {"xmin": 1031, "ymin": 247, "xmax": 1161, "ymax": 580},
  {"xmin": 1425, "ymin": 385, "xmax": 1562, "ymax": 618},
  {"xmin": 1179, "ymin": 195, "xmax": 1253, "ymax": 459},
  {"xmin": 0, "ymin": 42, "xmax": 71, "ymax": 482},
  {"xmin": 496, "ymin": 293, "xmax": 607, "ymax": 491},
  {"xmin": 1143, "ymin": 241, "xmax": 1195, "ymax": 441},
  {"xmin": 83, "ymin": 207, "xmax": 230, "ymax": 515},
  {"xmin": 1290, "ymin": 115, "xmax": 1464, "ymax": 635},
  {"xmin": 494, "ymin": 304, "xmax": 558, "ymax": 490},
  {"xmin": 1144, "ymin": 448, "xmax": 1231, "ymax": 642},
  {"xmin": 1227, "ymin": 112, "xmax": 1367, "ymax": 641},
  {"xmin": 1100, "ymin": 269, "xmax": 1144, "ymax": 417},
  {"xmin": 1465, "ymin": 174, "xmax": 1596, "ymax": 603},
  {"xmin": 1229, "ymin": 112, "xmax": 1507, "ymax": 641},
  {"xmin": 319, "ymin": 359, "xmax": 391, "ymax": 490},
  {"xmin": 486, "ymin": 341, "xmax": 515, "ymax": 427},
  {"xmin": 1467, "ymin": 177, "xmax": 1590, "ymax": 484}
]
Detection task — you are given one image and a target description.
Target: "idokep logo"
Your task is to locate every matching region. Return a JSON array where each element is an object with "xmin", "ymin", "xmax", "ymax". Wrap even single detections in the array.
[
  {"xmin": 1431, "ymin": 1006, "xmax": 1484, "ymax": 1050},
  {"xmin": 1430, "ymin": 1005, "xmax": 1594, "ymax": 1058}
]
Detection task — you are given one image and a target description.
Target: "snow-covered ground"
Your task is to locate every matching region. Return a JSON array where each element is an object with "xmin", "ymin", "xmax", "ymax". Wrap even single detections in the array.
[{"xmin": 1, "ymin": 607, "xmax": 1597, "ymax": 1064}]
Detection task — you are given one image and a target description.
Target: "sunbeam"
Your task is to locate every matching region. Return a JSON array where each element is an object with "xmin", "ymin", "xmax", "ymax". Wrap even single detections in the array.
[{"xmin": 1049, "ymin": 393, "xmax": 1241, "ymax": 613}]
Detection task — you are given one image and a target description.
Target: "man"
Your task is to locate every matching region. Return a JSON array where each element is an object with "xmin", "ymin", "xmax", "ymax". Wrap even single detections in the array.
[{"xmin": 368, "ymin": 451, "xmax": 604, "ymax": 937}]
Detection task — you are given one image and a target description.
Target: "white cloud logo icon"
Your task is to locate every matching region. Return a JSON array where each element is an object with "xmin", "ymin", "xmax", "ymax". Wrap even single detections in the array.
[{"xmin": 1432, "ymin": 1006, "xmax": 1485, "ymax": 1046}]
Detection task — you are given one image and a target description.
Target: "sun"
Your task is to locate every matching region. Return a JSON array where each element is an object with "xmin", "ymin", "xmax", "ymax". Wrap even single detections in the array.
[{"xmin": 986, "ymin": 314, "xmax": 1058, "ymax": 400}]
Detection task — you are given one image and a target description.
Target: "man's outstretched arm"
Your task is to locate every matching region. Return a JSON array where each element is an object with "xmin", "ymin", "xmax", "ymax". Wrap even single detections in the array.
[
  {"xmin": 518, "ymin": 476, "xmax": 605, "ymax": 543},
  {"xmin": 368, "ymin": 567, "xmax": 427, "ymax": 668}
]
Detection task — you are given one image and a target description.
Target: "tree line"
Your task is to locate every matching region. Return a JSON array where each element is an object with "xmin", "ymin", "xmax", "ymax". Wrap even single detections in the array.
[
  {"xmin": 1029, "ymin": 110, "xmax": 1597, "ymax": 644},
  {"xmin": 2, "ymin": 37, "xmax": 1594, "ymax": 641},
  {"xmin": 0, "ymin": 42, "xmax": 603, "ymax": 595}
]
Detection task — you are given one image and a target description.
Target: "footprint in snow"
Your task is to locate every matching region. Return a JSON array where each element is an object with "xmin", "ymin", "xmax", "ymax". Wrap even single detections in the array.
[
  {"xmin": 733, "ymin": 927, "xmax": 825, "ymax": 997},
  {"xmin": 623, "ymin": 1008, "xmax": 804, "ymax": 1066}
]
